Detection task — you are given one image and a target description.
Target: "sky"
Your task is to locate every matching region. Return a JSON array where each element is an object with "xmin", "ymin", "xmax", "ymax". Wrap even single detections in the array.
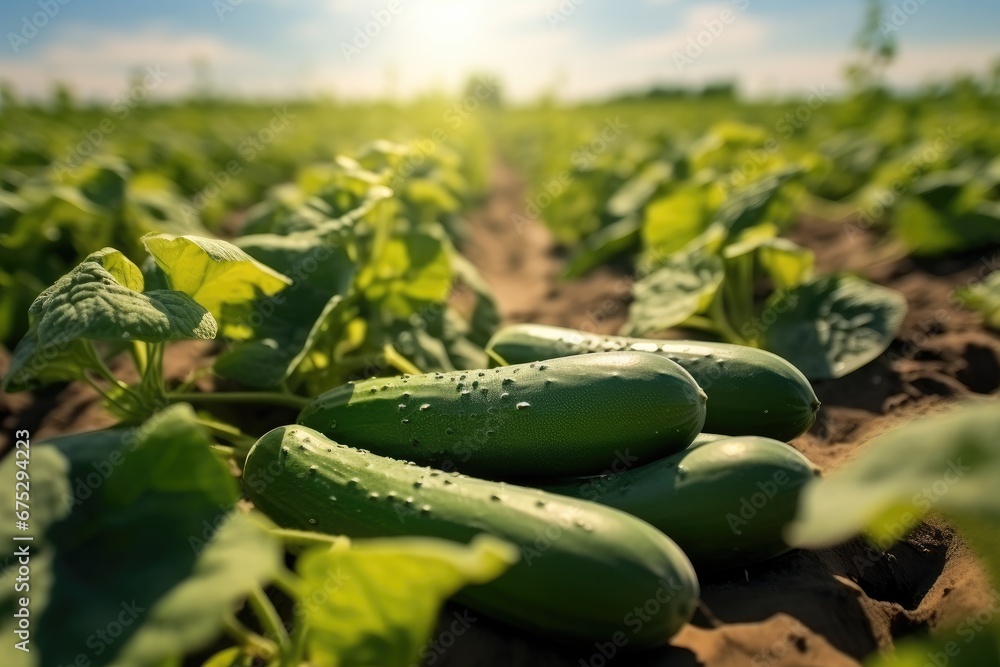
[{"xmin": 1, "ymin": 0, "xmax": 998, "ymax": 102}]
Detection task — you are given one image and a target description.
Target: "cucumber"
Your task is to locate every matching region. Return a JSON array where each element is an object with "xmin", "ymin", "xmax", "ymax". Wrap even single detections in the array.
[
  {"xmin": 537, "ymin": 436, "xmax": 820, "ymax": 570},
  {"xmin": 244, "ymin": 425, "xmax": 700, "ymax": 647},
  {"xmin": 298, "ymin": 351, "xmax": 707, "ymax": 479},
  {"xmin": 486, "ymin": 324, "xmax": 819, "ymax": 441}
]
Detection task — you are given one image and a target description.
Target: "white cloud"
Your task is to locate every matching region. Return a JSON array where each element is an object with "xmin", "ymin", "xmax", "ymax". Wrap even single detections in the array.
[
  {"xmin": 0, "ymin": 23, "xmax": 268, "ymax": 100},
  {"xmin": 621, "ymin": 3, "xmax": 768, "ymax": 63}
]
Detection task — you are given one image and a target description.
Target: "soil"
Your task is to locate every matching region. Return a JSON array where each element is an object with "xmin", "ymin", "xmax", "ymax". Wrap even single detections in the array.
[{"xmin": 2, "ymin": 160, "xmax": 999, "ymax": 666}]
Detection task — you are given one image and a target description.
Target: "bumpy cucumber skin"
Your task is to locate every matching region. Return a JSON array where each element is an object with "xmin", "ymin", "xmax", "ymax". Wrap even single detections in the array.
[
  {"xmin": 537, "ymin": 436, "xmax": 820, "ymax": 570},
  {"xmin": 486, "ymin": 324, "xmax": 820, "ymax": 442},
  {"xmin": 298, "ymin": 351, "xmax": 707, "ymax": 479},
  {"xmin": 244, "ymin": 426, "xmax": 700, "ymax": 648}
]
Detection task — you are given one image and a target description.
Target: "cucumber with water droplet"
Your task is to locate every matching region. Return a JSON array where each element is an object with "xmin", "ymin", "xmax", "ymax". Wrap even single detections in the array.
[
  {"xmin": 485, "ymin": 324, "xmax": 819, "ymax": 441},
  {"xmin": 244, "ymin": 425, "xmax": 700, "ymax": 647},
  {"xmin": 297, "ymin": 351, "xmax": 707, "ymax": 479},
  {"xmin": 537, "ymin": 435, "xmax": 820, "ymax": 570}
]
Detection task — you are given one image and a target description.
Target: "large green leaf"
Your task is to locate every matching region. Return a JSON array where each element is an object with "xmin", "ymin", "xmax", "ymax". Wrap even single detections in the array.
[
  {"xmin": 29, "ymin": 250, "xmax": 218, "ymax": 344},
  {"xmin": 0, "ymin": 405, "xmax": 281, "ymax": 667},
  {"xmin": 624, "ymin": 231, "xmax": 725, "ymax": 336},
  {"xmin": 216, "ymin": 231, "xmax": 356, "ymax": 389},
  {"xmin": 956, "ymin": 271, "xmax": 1000, "ymax": 331},
  {"xmin": 788, "ymin": 402, "xmax": 1000, "ymax": 589},
  {"xmin": 762, "ymin": 275, "xmax": 906, "ymax": 379},
  {"xmin": 143, "ymin": 234, "xmax": 292, "ymax": 340},
  {"xmin": 297, "ymin": 535, "xmax": 516, "ymax": 667}
]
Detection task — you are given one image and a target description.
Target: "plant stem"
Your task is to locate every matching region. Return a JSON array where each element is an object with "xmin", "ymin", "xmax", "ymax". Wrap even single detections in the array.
[
  {"xmin": 223, "ymin": 614, "xmax": 278, "ymax": 660},
  {"xmin": 167, "ymin": 391, "xmax": 311, "ymax": 410},
  {"xmin": 193, "ymin": 418, "xmax": 258, "ymax": 456},
  {"xmin": 709, "ymin": 295, "xmax": 745, "ymax": 345},
  {"xmin": 383, "ymin": 343, "xmax": 422, "ymax": 376},
  {"xmin": 271, "ymin": 528, "xmax": 350, "ymax": 552},
  {"xmin": 248, "ymin": 585, "xmax": 290, "ymax": 648},
  {"xmin": 81, "ymin": 375, "xmax": 145, "ymax": 421},
  {"xmin": 271, "ymin": 569, "xmax": 302, "ymax": 600},
  {"xmin": 132, "ymin": 342, "xmax": 149, "ymax": 377},
  {"xmin": 284, "ymin": 613, "xmax": 309, "ymax": 667}
]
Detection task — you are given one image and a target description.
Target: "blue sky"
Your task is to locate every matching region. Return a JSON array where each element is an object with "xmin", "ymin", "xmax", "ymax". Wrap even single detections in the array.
[{"xmin": 1, "ymin": 0, "xmax": 998, "ymax": 101}]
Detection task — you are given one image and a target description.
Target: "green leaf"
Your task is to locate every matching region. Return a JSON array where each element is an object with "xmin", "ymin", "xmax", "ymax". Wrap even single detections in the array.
[
  {"xmin": 0, "ymin": 405, "xmax": 281, "ymax": 667},
  {"xmin": 788, "ymin": 401, "xmax": 1000, "ymax": 590},
  {"xmin": 624, "ymin": 241, "xmax": 725, "ymax": 336},
  {"xmin": 956, "ymin": 271, "xmax": 1000, "ymax": 331},
  {"xmin": 404, "ymin": 178, "xmax": 461, "ymax": 216},
  {"xmin": 2, "ymin": 322, "xmax": 93, "ymax": 392},
  {"xmin": 216, "ymin": 232, "xmax": 356, "ymax": 389},
  {"xmin": 762, "ymin": 275, "xmax": 906, "ymax": 379},
  {"xmin": 712, "ymin": 166, "xmax": 803, "ymax": 238},
  {"xmin": 723, "ymin": 226, "xmax": 814, "ymax": 292},
  {"xmin": 112, "ymin": 514, "xmax": 278, "ymax": 667},
  {"xmin": 564, "ymin": 215, "xmax": 641, "ymax": 279},
  {"xmin": 29, "ymin": 250, "xmax": 218, "ymax": 344},
  {"xmin": 607, "ymin": 160, "xmax": 673, "ymax": 218},
  {"xmin": 88, "ymin": 247, "xmax": 145, "ymax": 292},
  {"xmin": 297, "ymin": 534, "xmax": 516, "ymax": 667},
  {"xmin": 894, "ymin": 197, "xmax": 1000, "ymax": 255},
  {"xmin": 360, "ymin": 228, "xmax": 453, "ymax": 319},
  {"xmin": 641, "ymin": 183, "xmax": 716, "ymax": 259},
  {"xmin": 143, "ymin": 234, "xmax": 292, "ymax": 340}
]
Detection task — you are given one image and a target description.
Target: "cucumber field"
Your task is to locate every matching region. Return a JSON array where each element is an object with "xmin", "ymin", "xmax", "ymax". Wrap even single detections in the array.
[{"xmin": 2, "ymin": 1, "xmax": 1000, "ymax": 666}]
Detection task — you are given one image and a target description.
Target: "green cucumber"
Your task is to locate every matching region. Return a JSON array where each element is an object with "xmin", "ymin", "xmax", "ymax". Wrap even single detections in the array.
[
  {"xmin": 298, "ymin": 351, "xmax": 707, "ymax": 479},
  {"xmin": 537, "ymin": 435, "xmax": 820, "ymax": 570},
  {"xmin": 244, "ymin": 425, "xmax": 699, "ymax": 647},
  {"xmin": 486, "ymin": 324, "xmax": 819, "ymax": 441}
]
